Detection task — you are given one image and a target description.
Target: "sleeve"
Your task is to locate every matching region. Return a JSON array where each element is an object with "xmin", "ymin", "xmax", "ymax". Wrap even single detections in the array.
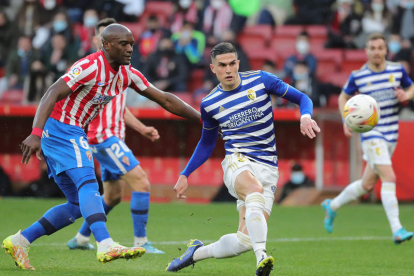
[
  {"xmin": 129, "ymin": 67, "xmax": 150, "ymax": 92},
  {"xmin": 61, "ymin": 59, "xmax": 97, "ymax": 92},
  {"xmin": 260, "ymin": 70, "xmax": 289, "ymax": 97},
  {"xmin": 342, "ymin": 73, "xmax": 358, "ymax": 95},
  {"xmin": 400, "ymin": 65, "xmax": 413, "ymax": 89},
  {"xmin": 201, "ymin": 101, "xmax": 220, "ymax": 130},
  {"xmin": 261, "ymin": 71, "xmax": 313, "ymax": 116}
]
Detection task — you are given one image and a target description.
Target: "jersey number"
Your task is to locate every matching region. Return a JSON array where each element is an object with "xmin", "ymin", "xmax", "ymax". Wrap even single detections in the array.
[
  {"xmin": 110, "ymin": 141, "xmax": 130, "ymax": 158},
  {"xmin": 70, "ymin": 137, "xmax": 89, "ymax": 150}
]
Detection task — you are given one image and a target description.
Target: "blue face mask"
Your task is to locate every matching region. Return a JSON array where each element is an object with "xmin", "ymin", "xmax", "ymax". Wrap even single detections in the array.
[
  {"xmin": 17, "ymin": 49, "xmax": 25, "ymax": 58},
  {"xmin": 84, "ymin": 16, "xmax": 98, "ymax": 28},
  {"xmin": 53, "ymin": 20, "xmax": 67, "ymax": 33},
  {"xmin": 291, "ymin": 172, "xmax": 305, "ymax": 185},
  {"xmin": 388, "ymin": 41, "xmax": 401, "ymax": 54},
  {"xmin": 293, "ymin": 72, "xmax": 309, "ymax": 81},
  {"xmin": 405, "ymin": 2, "xmax": 414, "ymax": 9}
]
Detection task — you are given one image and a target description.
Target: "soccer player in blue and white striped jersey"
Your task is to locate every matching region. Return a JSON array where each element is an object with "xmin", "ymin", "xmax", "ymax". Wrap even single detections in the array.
[
  {"xmin": 322, "ymin": 33, "xmax": 414, "ymax": 244},
  {"xmin": 166, "ymin": 42, "xmax": 320, "ymax": 276}
]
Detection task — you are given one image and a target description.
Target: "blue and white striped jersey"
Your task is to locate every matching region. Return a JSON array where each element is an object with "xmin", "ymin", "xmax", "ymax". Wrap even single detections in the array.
[
  {"xmin": 201, "ymin": 70, "xmax": 290, "ymax": 167},
  {"xmin": 343, "ymin": 61, "xmax": 413, "ymax": 143}
]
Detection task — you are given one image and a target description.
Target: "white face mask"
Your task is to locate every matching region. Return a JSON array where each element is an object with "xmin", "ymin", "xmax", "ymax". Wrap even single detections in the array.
[
  {"xmin": 211, "ymin": 0, "xmax": 224, "ymax": 9},
  {"xmin": 179, "ymin": 0, "xmax": 192, "ymax": 9},
  {"xmin": 296, "ymin": 40, "xmax": 310, "ymax": 55},
  {"xmin": 371, "ymin": 3, "xmax": 384, "ymax": 12},
  {"xmin": 44, "ymin": 0, "xmax": 56, "ymax": 10}
]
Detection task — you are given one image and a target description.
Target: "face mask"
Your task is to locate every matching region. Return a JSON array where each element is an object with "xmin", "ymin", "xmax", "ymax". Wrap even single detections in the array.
[
  {"xmin": 291, "ymin": 172, "xmax": 305, "ymax": 185},
  {"xmin": 160, "ymin": 49, "xmax": 175, "ymax": 57},
  {"xmin": 296, "ymin": 40, "xmax": 309, "ymax": 55},
  {"xmin": 371, "ymin": 3, "xmax": 384, "ymax": 12},
  {"xmin": 404, "ymin": 1, "xmax": 414, "ymax": 9},
  {"xmin": 211, "ymin": 0, "xmax": 224, "ymax": 9},
  {"xmin": 17, "ymin": 49, "xmax": 25, "ymax": 58},
  {"xmin": 179, "ymin": 0, "xmax": 192, "ymax": 9},
  {"xmin": 53, "ymin": 20, "xmax": 67, "ymax": 33},
  {"xmin": 181, "ymin": 30, "xmax": 191, "ymax": 40},
  {"xmin": 388, "ymin": 41, "xmax": 401, "ymax": 53},
  {"xmin": 43, "ymin": 0, "xmax": 56, "ymax": 10},
  {"xmin": 293, "ymin": 72, "xmax": 309, "ymax": 81},
  {"xmin": 84, "ymin": 16, "xmax": 98, "ymax": 28}
]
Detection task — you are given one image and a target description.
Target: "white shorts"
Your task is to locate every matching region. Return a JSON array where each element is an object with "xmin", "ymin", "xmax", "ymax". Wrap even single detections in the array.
[
  {"xmin": 221, "ymin": 153, "xmax": 279, "ymax": 216},
  {"xmin": 362, "ymin": 138, "xmax": 397, "ymax": 169}
]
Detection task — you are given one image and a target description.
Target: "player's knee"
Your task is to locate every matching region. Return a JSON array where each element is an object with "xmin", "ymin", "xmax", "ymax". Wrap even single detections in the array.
[
  {"xmin": 129, "ymin": 169, "xmax": 150, "ymax": 192},
  {"xmin": 67, "ymin": 202, "xmax": 82, "ymax": 222},
  {"xmin": 383, "ymin": 171, "xmax": 396, "ymax": 183}
]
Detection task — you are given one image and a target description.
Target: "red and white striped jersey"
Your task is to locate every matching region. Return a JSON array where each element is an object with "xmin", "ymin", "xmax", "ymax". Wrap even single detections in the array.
[
  {"xmin": 50, "ymin": 51, "xmax": 149, "ymax": 130},
  {"xmin": 87, "ymin": 90, "xmax": 127, "ymax": 145}
]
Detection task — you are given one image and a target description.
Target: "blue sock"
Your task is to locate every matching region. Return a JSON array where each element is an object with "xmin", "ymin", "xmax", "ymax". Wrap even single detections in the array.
[
  {"xmin": 66, "ymin": 167, "xmax": 110, "ymax": 242},
  {"xmin": 78, "ymin": 197, "xmax": 113, "ymax": 237},
  {"xmin": 130, "ymin": 191, "xmax": 150, "ymax": 238},
  {"xmin": 21, "ymin": 202, "xmax": 81, "ymax": 243}
]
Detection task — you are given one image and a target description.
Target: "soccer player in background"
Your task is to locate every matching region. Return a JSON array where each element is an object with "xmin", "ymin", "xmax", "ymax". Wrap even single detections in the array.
[
  {"xmin": 2, "ymin": 24, "xmax": 200, "ymax": 270},
  {"xmin": 322, "ymin": 33, "xmax": 414, "ymax": 243},
  {"xmin": 67, "ymin": 18, "xmax": 164, "ymax": 254},
  {"xmin": 166, "ymin": 42, "xmax": 320, "ymax": 276}
]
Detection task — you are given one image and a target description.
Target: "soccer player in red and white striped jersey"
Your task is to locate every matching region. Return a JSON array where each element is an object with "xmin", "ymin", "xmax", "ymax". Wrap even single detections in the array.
[
  {"xmin": 5, "ymin": 24, "xmax": 199, "ymax": 270},
  {"xmin": 67, "ymin": 18, "xmax": 164, "ymax": 254}
]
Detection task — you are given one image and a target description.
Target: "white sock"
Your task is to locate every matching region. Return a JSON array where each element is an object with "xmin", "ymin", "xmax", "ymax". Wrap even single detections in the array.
[
  {"xmin": 193, "ymin": 232, "xmax": 252, "ymax": 261},
  {"xmin": 75, "ymin": 232, "xmax": 90, "ymax": 246},
  {"xmin": 330, "ymin": 180, "xmax": 366, "ymax": 211},
  {"xmin": 17, "ymin": 230, "xmax": 30, "ymax": 248},
  {"xmin": 134, "ymin": 236, "xmax": 148, "ymax": 247},
  {"xmin": 245, "ymin": 192, "xmax": 268, "ymax": 265},
  {"xmin": 97, "ymin": 238, "xmax": 115, "ymax": 251},
  {"xmin": 381, "ymin": 182, "xmax": 402, "ymax": 234}
]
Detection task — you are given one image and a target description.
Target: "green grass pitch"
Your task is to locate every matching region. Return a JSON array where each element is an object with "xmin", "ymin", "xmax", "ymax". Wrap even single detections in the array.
[{"xmin": 0, "ymin": 198, "xmax": 413, "ymax": 275}]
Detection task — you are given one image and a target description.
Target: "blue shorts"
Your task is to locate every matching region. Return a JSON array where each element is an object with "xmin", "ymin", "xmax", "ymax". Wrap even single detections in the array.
[
  {"xmin": 90, "ymin": 136, "xmax": 139, "ymax": 182},
  {"xmin": 42, "ymin": 118, "xmax": 94, "ymax": 179}
]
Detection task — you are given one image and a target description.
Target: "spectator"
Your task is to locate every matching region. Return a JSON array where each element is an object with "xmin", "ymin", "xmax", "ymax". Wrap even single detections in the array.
[
  {"xmin": 170, "ymin": 0, "xmax": 198, "ymax": 33},
  {"xmin": 283, "ymin": 31, "xmax": 317, "ymax": 79},
  {"xmin": 262, "ymin": 60, "xmax": 286, "ymax": 108},
  {"xmin": 361, "ymin": 0, "xmax": 391, "ymax": 35},
  {"xmin": 144, "ymin": 37, "xmax": 189, "ymax": 92},
  {"xmin": 228, "ymin": 0, "xmax": 260, "ymax": 33},
  {"xmin": 391, "ymin": 0, "xmax": 414, "ymax": 44},
  {"xmin": 78, "ymin": 9, "xmax": 99, "ymax": 56},
  {"xmin": 139, "ymin": 15, "xmax": 171, "ymax": 60},
  {"xmin": 16, "ymin": 0, "xmax": 48, "ymax": 36},
  {"xmin": 171, "ymin": 21, "xmax": 205, "ymax": 66},
  {"xmin": 285, "ymin": 0, "xmax": 335, "ymax": 25},
  {"xmin": 203, "ymin": 0, "xmax": 233, "ymax": 46},
  {"xmin": 325, "ymin": 0, "xmax": 363, "ymax": 49},
  {"xmin": 289, "ymin": 61, "xmax": 341, "ymax": 107},
  {"xmin": 387, "ymin": 33, "xmax": 402, "ymax": 60},
  {"xmin": 49, "ymin": 11, "xmax": 77, "ymax": 47},
  {"xmin": 5, "ymin": 36, "xmax": 39, "ymax": 90},
  {"xmin": 0, "ymin": 11, "xmax": 14, "ymax": 68},
  {"xmin": 278, "ymin": 163, "xmax": 314, "ymax": 204}
]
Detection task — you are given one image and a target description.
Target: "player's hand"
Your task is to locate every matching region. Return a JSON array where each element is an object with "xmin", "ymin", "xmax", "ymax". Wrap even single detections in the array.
[
  {"xmin": 20, "ymin": 135, "xmax": 42, "ymax": 164},
  {"xmin": 174, "ymin": 175, "xmax": 188, "ymax": 199},
  {"xmin": 395, "ymin": 87, "xmax": 408, "ymax": 102},
  {"xmin": 142, "ymin": 126, "xmax": 160, "ymax": 142},
  {"xmin": 300, "ymin": 116, "xmax": 321, "ymax": 139},
  {"xmin": 343, "ymin": 123, "xmax": 353, "ymax": 138}
]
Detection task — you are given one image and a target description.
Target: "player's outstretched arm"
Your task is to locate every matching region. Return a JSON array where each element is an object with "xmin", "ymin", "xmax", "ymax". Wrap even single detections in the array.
[
  {"xmin": 21, "ymin": 79, "xmax": 72, "ymax": 164},
  {"xmin": 124, "ymin": 107, "xmax": 160, "ymax": 142},
  {"xmin": 173, "ymin": 127, "xmax": 219, "ymax": 199},
  {"xmin": 138, "ymin": 85, "xmax": 201, "ymax": 121},
  {"xmin": 395, "ymin": 85, "xmax": 414, "ymax": 102},
  {"xmin": 338, "ymin": 91, "xmax": 353, "ymax": 138}
]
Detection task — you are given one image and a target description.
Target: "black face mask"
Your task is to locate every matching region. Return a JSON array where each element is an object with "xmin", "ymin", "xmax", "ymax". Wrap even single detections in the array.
[{"xmin": 160, "ymin": 49, "xmax": 174, "ymax": 57}]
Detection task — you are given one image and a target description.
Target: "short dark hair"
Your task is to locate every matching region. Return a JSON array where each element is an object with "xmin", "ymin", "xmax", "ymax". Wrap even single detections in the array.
[
  {"xmin": 298, "ymin": 31, "xmax": 309, "ymax": 38},
  {"xmin": 95, "ymin": 18, "xmax": 117, "ymax": 35},
  {"xmin": 148, "ymin": 14, "xmax": 158, "ymax": 21},
  {"xmin": 264, "ymin": 59, "xmax": 276, "ymax": 67},
  {"xmin": 366, "ymin": 33, "xmax": 386, "ymax": 45},
  {"xmin": 295, "ymin": 60, "xmax": 308, "ymax": 67},
  {"xmin": 292, "ymin": 163, "xmax": 303, "ymax": 172},
  {"xmin": 211, "ymin": 42, "xmax": 237, "ymax": 60}
]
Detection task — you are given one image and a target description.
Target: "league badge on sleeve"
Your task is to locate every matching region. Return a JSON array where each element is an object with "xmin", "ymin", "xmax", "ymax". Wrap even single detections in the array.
[{"xmin": 69, "ymin": 67, "xmax": 82, "ymax": 79}]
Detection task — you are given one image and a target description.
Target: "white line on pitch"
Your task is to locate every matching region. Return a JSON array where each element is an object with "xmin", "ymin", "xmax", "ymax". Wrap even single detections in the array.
[{"xmin": 30, "ymin": 236, "xmax": 391, "ymax": 247}]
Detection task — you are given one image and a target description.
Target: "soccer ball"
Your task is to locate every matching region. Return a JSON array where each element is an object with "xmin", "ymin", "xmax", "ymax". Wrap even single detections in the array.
[{"xmin": 343, "ymin": 94, "xmax": 380, "ymax": 133}]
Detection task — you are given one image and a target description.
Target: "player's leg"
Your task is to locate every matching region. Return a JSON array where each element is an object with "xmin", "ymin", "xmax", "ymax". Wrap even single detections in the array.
[
  {"xmin": 375, "ymin": 164, "xmax": 413, "ymax": 243},
  {"xmin": 69, "ymin": 179, "xmax": 123, "ymax": 249},
  {"xmin": 120, "ymin": 164, "xmax": 163, "ymax": 253},
  {"xmin": 3, "ymin": 171, "xmax": 82, "ymax": 270}
]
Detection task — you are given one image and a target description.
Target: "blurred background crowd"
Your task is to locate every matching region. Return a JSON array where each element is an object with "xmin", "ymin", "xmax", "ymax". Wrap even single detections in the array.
[{"xmin": 0, "ymin": 0, "xmax": 414, "ymax": 111}]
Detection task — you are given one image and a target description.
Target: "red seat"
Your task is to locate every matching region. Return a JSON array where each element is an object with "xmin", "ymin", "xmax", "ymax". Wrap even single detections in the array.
[
  {"xmin": 186, "ymin": 158, "xmax": 223, "ymax": 186},
  {"xmin": 341, "ymin": 50, "xmax": 367, "ymax": 73},
  {"xmin": 306, "ymin": 25, "xmax": 327, "ymax": 39},
  {"xmin": 274, "ymin": 25, "xmax": 304, "ymax": 39},
  {"xmin": 270, "ymin": 37, "xmax": 296, "ymax": 65},
  {"xmin": 120, "ymin": 22, "xmax": 144, "ymax": 41},
  {"xmin": 238, "ymin": 25, "xmax": 273, "ymax": 51},
  {"xmin": 187, "ymin": 69, "xmax": 205, "ymax": 93},
  {"xmin": 0, "ymin": 89, "xmax": 24, "ymax": 104},
  {"xmin": 245, "ymin": 48, "xmax": 278, "ymax": 70},
  {"xmin": 326, "ymin": 72, "xmax": 350, "ymax": 87},
  {"xmin": 139, "ymin": 1, "xmax": 174, "ymax": 27},
  {"xmin": 139, "ymin": 157, "xmax": 180, "ymax": 185},
  {"xmin": 327, "ymin": 94, "xmax": 340, "ymax": 108},
  {"xmin": 312, "ymin": 49, "xmax": 342, "ymax": 81}
]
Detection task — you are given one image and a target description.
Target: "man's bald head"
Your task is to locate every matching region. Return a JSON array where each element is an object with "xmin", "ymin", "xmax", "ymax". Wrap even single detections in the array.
[
  {"xmin": 101, "ymin": 23, "xmax": 133, "ymax": 43},
  {"xmin": 101, "ymin": 23, "xmax": 134, "ymax": 67}
]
